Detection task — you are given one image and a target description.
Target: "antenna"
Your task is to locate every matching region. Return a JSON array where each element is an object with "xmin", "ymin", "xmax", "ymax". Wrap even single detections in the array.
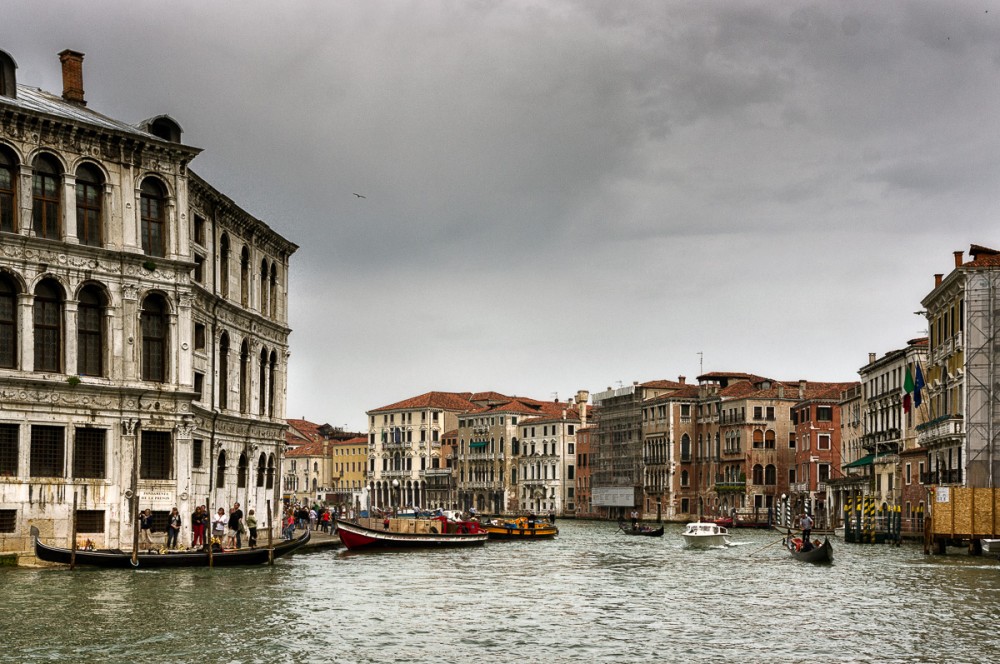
[{"xmin": 697, "ymin": 351, "xmax": 704, "ymax": 375}]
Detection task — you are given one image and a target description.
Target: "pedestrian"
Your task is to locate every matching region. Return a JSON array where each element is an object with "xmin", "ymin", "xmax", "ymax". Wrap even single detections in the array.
[
  {"xmin": 309, "ymin": 507, "xmax": 318, "ymax": 532},
  {"xmin": 191, "ymin": 505, "xmax": 206, "ymax": 548},
  {"xmin": 246, "ymin": 509, "xmax": 258, "ymax": 549},
  {"xmin": 229, "ymin": 502, "xmax": 244, "ymax": 549},
  {"xmin": 321, "ymin": 510, "xmax": 331, "ymax": 533},
  {"xmin": 283, "ymin": 511, "xmax": 296, "ymax": 540},
  {"xmin": 212, "ymin": 507, "xmax": 228, "ymax": 544},
  {"xmin": 139, "ymin": 508, "xmax": 154, "ymax": 551},
  {"xmin": 167, "ymin": 507, "xmax": 181, "ymax": 549}
]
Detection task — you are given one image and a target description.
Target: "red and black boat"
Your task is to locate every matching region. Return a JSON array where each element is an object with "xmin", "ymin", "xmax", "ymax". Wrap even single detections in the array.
[{"xmin": 335, "ymin": 516, "xmax": 488, "ymax": 551}]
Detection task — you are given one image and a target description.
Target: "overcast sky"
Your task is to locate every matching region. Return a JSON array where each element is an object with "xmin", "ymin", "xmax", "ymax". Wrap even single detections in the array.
[{"xmin": 5, "ymin": 1, "xmax": 999, "ymax": 429}]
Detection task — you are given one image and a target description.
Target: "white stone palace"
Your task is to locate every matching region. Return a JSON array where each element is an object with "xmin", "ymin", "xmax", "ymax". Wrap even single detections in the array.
[{"xmin": 0, "ymin": 48, "xmax": 297, "ymax": 556}]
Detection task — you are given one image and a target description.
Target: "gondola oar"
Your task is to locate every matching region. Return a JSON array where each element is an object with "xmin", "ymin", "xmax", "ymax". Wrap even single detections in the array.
[{"xmin": 747, "ymin": 537, "xmax": 786, "ymax": 557}]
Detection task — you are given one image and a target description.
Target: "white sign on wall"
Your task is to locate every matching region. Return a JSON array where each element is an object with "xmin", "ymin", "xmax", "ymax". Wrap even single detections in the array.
[{"xmin": 936, "ymin": 487, "xmax": 950, "ymax": 503}]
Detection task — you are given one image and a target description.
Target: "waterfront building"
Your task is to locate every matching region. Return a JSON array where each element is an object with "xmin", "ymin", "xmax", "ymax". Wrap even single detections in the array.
[
  {"xmin": 574, "ymin": 425, "xmax": 595, "ymax": 517},
  {"xmin": 515, "ymin": 396, "xmax": 588, "ymax": 516},
  {"xmin": 284, "ymin": 439, "xmax": 331, "ymax": 507},
  {"xmin": 0, "ymin": 49, "xmax": 296, "ymax": 555},
  {"xmin": 367, "ymin": 391, "xmax": 478, "ymax": 512},
  {"xmin": 425, "ymin": 428, "xmax": 458, "ymax": 510},
  {"xmin": 828, "ymin": 383, "xmax": 863, "ymax": 526},
  {"xmin": 591, "ymin": 380, "xmax": 685, "ymax": 520},
  {"xmin": 639, "ymin": 381, "xmax": 698, "ymax": 521},
  {"xmin": 331, "ymin": 436, "xmax": 368, "ymax": 511},
  {"xmin": 918, "ymin": 246, "xmax": 1000, "ymax": 488}
]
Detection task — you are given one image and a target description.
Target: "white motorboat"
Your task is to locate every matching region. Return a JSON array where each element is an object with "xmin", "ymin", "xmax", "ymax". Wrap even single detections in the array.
[
  {"xmin": 682, "ymin": 522, "xmax": 731, "ymax": 548},
  {"xmin": 982, "ymin": 538, "xmax": 1000, "ymax": 553}
]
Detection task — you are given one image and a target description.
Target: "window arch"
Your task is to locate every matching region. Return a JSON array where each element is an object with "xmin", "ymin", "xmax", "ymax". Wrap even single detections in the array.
[
  {"xmin": 34, "ymin": 279, "xmax": 63, "ymax": 372},
  {"xmin": 140, "ymin": 293, "xmax": 168, "ymax": 382},
  {"xmin": 32, "ymin": 153, "xmax": 62, "ymax": 239},
  {"xmin": 765, "ymin": 429, "xmax": 776, "ymax": 449},
  {"xmin": 216, "ymin": 450, "xmax": 226, "ymax": 488},
  {"xmin": 269, "ymin": 263, "xmax": 278, "ymax": 319},
  {"xmin": 75, "ymin": 163, "xmax": 103, "ymax": 246},
  {"xmin": 258, "ymin": 347, "xmax": 268, "ymax": 416},
  {"xmin": 239, "ymin": 338, "xmax": 250, "ymax": 414},
  {"xmin": 237, "ymin": 452, "xmax": 248, "ymax": 488},
  {"xmin": 752, "ymin": 430, "xmax": 764, "ymax": 449},
  {"xmin": 260, "ymin": 259, "xmax": 269, "ymax": 317},
  {"xmin": 268, "ymin": 350, "xmax": 277, "ymax": 418},
  {"xmin": 77, "ymin": 285, "xmax": 105, "ymax": 376},
  {"xmin": 219, "ymin": 234, "xmax": 230, "ymax": 299},
  {"xmin": 0, "ymin": 146, "xmax": 17, "ymax": 233},
  {"xmin": 764, "ymin": 464, "xmax": 776, "ymax": 485},
  {"xmin": 0, "ymin": 271, "xmax": 18, "ymax": 368},
  {"xmin": 139, "ymin": 178, "xmax": 166, "ymax": 257},
  {"xmin": 680, "ymin": 434, "xmax": 691, "ymax": 461},
  {"xmin": 219, "ymin": 332, "xmax": 230, "ymax": 409},
  {"xmin": 240, "ymin": 246, "xmax": 250, "ymax": 308},
  {"xmin": 266, "ymin": 453, "xmax": 275, "ymax": 489},
  {"xmin": 256, "ymin": 453, "xmax": 266, "ymax": 487},
  {"xmin": 680, "ymin": 469, "xmax": 689, "ymax": 487}
]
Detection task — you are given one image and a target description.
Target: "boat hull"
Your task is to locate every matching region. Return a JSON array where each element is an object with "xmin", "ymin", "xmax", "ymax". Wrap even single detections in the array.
[
  {"xmin": 34, "ymin": 530, "xmax": 311, "ymax": 568},
  {"xmin": 682, "ymin": 534, "xmax": 729, "ymax": 548},
  {"xmin": 335, "ymin": 519, "xmax": 488, "ymax": 551},
  {"xmin": 788, "ymin": 537, "xmax": 833, "ymax": 563},
  {"xmin": 483, "ymin": 523, "xmax": 558, "ymax": 540}
]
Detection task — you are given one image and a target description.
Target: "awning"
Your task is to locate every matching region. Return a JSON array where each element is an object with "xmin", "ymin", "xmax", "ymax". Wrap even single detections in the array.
[
  {"xmin": 842, "ymin": 452, "xmax": 891, "ymax": 469},
  {"xmin": 469, "ymin": 441, "xmax": 487, "ymax": 449}
]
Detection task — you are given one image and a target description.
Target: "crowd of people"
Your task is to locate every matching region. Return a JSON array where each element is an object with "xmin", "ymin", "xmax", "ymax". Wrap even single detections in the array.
[{"xmin": 136, "ymin": 502, "xmax": 260, "ymax": 552}]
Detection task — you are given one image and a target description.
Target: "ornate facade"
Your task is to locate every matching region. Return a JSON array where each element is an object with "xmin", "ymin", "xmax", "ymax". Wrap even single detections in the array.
[{"xmin": 0, "ymin": 49, "xmax": 296, "ymax": 556}]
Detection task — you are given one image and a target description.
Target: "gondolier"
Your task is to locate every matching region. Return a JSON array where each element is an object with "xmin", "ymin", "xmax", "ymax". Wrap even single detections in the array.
[{"xmin": 799, "ymin": 512, "xmax": 813, "ymax": 542}]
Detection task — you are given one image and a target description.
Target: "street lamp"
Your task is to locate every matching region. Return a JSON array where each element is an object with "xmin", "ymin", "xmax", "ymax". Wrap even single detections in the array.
[{"xmin": 391, "ymin": 479, "xmax": 399, "ymax": 516}]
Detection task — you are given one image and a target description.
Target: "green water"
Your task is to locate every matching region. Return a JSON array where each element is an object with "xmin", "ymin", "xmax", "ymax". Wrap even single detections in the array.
[{"xmin": 2, "ymin": 521, "xmax": 998, "ymax": 663}]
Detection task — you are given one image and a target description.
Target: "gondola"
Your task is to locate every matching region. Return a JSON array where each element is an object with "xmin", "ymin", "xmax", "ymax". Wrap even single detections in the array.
[
  {"xmin": 786, "ymin": 536, "xmax": 833, "ymax": 564},
  {"xmin": 620, "ymin": 525, "xmax": 664, "ymax": 537},
  {"xmin": 33, "ymin": 529, "xmax": 311, "ymax": 568}
]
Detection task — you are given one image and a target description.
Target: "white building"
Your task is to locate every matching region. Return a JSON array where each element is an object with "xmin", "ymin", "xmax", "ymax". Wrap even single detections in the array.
[{"xmin": 0, "ymin": 49, "xmax": 296, "ymax": 557}]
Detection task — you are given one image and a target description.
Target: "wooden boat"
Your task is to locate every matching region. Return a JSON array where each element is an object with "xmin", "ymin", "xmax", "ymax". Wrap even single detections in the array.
[
  {"xmin": 620, "ymin": 524, "xmax": 664, "ymax": 537},
  {"xmin": 335, "ymin": 516, "xmax": 488, "ymax": 551},
  {"xmin": 682, "ymin": 522, "xmax": 731, "ymax": 548},
  {"xmin": 785, "ymin": 536, "xmax": 833, "ymax": 563},
  {"xmin": 34, "ymin": 529, "xmax": 311, "ymax": 568},
  {"xmin": 482, "ymin": 517, "xmax": 558, "ymax": 540}
]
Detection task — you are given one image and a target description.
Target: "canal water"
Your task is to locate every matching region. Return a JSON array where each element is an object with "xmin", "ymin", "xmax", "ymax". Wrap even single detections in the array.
[{"xmin": 2, "ymin": 520, "xmax": 998, "ymax": 663}]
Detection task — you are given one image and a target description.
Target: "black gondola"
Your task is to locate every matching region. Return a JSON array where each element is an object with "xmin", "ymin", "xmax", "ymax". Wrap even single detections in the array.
[
  {"xmin": 618, "ymin": 522, "xmax": 664, "ymax": 537},
  {"xmin": 786, "ymin": 536, "xmax": 833, "ymax": 563},
  {"xmin": 33, "ymin": 530, "xmax": 311, "ymax": 568}
]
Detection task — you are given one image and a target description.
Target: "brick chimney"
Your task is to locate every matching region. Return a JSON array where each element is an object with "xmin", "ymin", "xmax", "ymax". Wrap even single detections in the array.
[
  {"xmin": 58, "ymin": 49, "xmax": 85, "ymax": 106},
  {"xmin": 678, "ymin": 375, "xmax": 686, "ymax": 385},
  {"xmin": 934, "ymin": 273, "xmax": 943, "ymax": 288},
  {"xmin": 798, "ymin": 380, "xmax": 807, "ymax": 399},
  {"xmin": 954, "ymin": 250, "xmax": 963, "ymax": 268}
]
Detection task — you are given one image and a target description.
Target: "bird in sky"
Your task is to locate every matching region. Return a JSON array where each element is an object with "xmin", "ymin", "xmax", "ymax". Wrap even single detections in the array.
[{"xmin": 353, "ymin": 193, "xmax": 366, "ymax": 199}]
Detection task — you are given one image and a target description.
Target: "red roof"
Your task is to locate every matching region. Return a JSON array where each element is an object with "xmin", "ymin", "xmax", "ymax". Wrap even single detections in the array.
[
  {"xmin": 369, "ymin": 391, "xmax": 479, "ymax": 413},
  {"xmin": 285, "ymin": 440, "xmax": 328, "ymax": 457},
  {"xmin": 333, "ymin": 436, "xmax": 368, "ymax": 446}
]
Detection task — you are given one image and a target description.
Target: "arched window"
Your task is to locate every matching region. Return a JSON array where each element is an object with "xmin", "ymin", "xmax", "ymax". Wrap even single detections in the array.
[
  {"xmin": 219, "ymin": 234, "xmax": 230, "ymax": 299},
  {"xmin": 258, "ymin": 347, "xmax": 268, "ymax": 416},
  {"xmin": 260, "ymin": 259, "xmax": 269, "ymax": 317},
  {"xmin": 218, "ymin": 332, "xmax": 229, "ymax": 410},
  {"xmin": 239, "ymin": 339, "xmax": 250, "ymax": 414},
  {"xmin": 268, "ymin": 350, "xmax": 277, "ymax": 418},
  {"xmin": 139, "ymin": 178, "xmax": 166, "ymax": 257},
  {"xmin": 752, "ymin": 430, "xmax": 764, "ymax": 449},
  {"xmin": 680, "ymin": 434, "xmax": 691, "ymax": 461},
  {"xmin": 77, "ymin": 285, "xmax": 105, "ymax": 376},
  {"xmin": 0, "ymin": 272, "xmax": 18, "ymax": 368},
  {"xmin": 680, "ymin": 469, "xmax": 689, "ymax": 487},
  {"xmin": 240, "ymin": 246, "xmax": 250, "ymax": 308},
  {"xmin": 266, "ymin": 453, "xmax": 275, "ymax": 489},
  {"xmin": 0, "ymin": 147, "xmax": 17, "ymax": 233},
  {"xmin": 765, "ymin": 430, "xmax": 776, "ymax": 449},
  {"xmin": 269, "ymin": 263, "xmax": 278, "ymax": 319},
  {"xmin": 237, "ymin": 452, "xmax": 248, "ymax": 488},
  {"xmin": 75, "ymin": 163, "xmax": 103, "ymax": 246},
  {"xmin": 752, "ymin": 464, "xmax": 764, "ymax": 485},
  {"xmin": 140, "ymin": 294, "xmax": 167, "ymax": 382},
  {"xmin": 256, "ymin": 453, "xmax": 266, "ymax": 487},
  {"xmin": 34, "ymin": 279, "xmax": 63, "ymax": 372},
  {"xmin": 216, "ymin": 450, "xmax": 226, "ymax": 488},
  {"xmin": 32, "ymin": 154, "xmax": 61, "ymax": 240},
  {"xmin": 764, "ymin": 464, "xmax": 777, "ymax": 485}
]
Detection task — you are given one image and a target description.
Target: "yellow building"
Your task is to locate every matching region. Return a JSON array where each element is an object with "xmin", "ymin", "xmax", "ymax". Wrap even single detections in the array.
[{"xmin": 332, "ymin": 436, "xmax": 368, "ymax": 510}]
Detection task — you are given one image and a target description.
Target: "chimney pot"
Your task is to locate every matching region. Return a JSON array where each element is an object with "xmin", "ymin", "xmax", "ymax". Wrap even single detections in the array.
[
  {"xmin": 954, "ymin": 251, "xmax": 963, "ymax": 268},
  {"xmin": 58, "ymin": 49, "xmax": 86, "ymax": 106},
  {"xmin": 868, "ymin": 352, "xmax": 876, "ymax": 364},
  {"xmin": 678, "ymin": 375, "xmax": 686, "ymax": 385},
  {"xmin": 934, "ymin": 273, "xmax": 943, "ymax": 288}
]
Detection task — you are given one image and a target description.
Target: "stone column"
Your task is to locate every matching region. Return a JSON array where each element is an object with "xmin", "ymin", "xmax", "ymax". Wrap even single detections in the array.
[
  {"xmin": 62, "ymin": 173, "xmax": 78, "ymax": 244},
  {"xmin": 17, "ymin": 292, "xmax": 32, "ymax": 371},
  {"xmin": 63, "ymin": 299, "xmax": 78, "ymax": 375},
  {"xmin": 119, "ymin": 417, "xmax": 140, "ymax": 550}
]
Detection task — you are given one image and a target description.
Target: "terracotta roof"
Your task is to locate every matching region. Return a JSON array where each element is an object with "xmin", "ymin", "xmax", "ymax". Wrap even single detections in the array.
[
  {"xmin": 645, "ymin": 386, "xmax": 701, "ymax": 403},
  {"xmin": 639, "ymin": 380, "xmax": 687, "ymax": 389},
  {"xmin": 964, "ymin": 244, "xmax": 1000, "ymax": 268},
  {"xmin": 285, "ymin": 440, "xmax": 328, "ymax": 457},
  {"xmin": 369, "ymin": 391, "xmax": 479, "ymax": 413},
  {"xmin": 286, "ymin": 419, "xmax": 325, "ymax": 443},
  {"xmin": 333, "ymin": 436, "xmax": 368, "ymax": 446},
  {"xmin": 517, "ymin": 407, "xmax": 582, "ymax": 425}
]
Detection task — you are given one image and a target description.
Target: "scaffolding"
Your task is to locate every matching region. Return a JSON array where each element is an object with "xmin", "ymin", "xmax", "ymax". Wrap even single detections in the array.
[{"xmin": 963, "ymin": 271, "xmax": 1000, "ymax": 488}]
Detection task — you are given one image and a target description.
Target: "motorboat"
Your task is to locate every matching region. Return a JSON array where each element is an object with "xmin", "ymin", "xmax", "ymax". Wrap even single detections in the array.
[{"xmin": 682, "ymin": 522, "xmax": 730, "ymax": 548}]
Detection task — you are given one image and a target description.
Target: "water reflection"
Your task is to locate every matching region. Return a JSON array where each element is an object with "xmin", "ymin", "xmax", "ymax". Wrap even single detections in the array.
[{"xmin": 2, "ymin": 521, "xmax": 999, "ymax": 662}]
